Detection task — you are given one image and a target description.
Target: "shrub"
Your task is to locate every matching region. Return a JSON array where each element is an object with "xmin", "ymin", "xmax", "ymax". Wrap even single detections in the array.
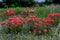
[
  {"xmin": 5, "ymin": 0, "xmax": 35, "ymax": 7},
  {"xmin": 45, "ymin": 0, "xmax": 53, "ymax": 4}
]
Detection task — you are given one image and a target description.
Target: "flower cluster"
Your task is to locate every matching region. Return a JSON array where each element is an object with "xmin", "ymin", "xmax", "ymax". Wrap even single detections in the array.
[
  {"xmin": 55, "ymin": 14, "xmax": 60, "ymax": 17},
  {"xmin": 1, "ymin": 8, "xmax": 60, "ymax": 35},
  {"xmin": 21, "ymin": 8, "xmax": 35, "ymax": 15},
  {"xmin": 25, "ymin": 15, "xmax": 39, "ymax": 22},
  {"xmin": 28, "ymin": 13, "xmax": 60, "ymax": 34},
  {"xmin": 48, "ymin": 13, "xmax": 56, "ymax": 18},
  {"xmin": 35, "ymin": 22, "xmax": 41, "ymax": 27},
  {"xmin": 1, "ymin": 16, "xmax": 23, "ymax": 27},
  {"xmin": 42, "ymin": 17, "xmax": 54, "ymax": 23},
  {"xmin": 4, "ymin": 9, "xmax": 15, "ymax": 16},
  {"xmin": 48, "ymin": 13, "xmax": 60, "ymax": 18},
  {"xmin": 8, "ymin": 16, "xmax": 23, "ymax": 27}
]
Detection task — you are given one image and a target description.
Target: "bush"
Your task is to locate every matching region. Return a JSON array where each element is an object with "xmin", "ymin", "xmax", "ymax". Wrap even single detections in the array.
[
  {"xmin": 45, "ymin": 0, "xmax": 53, "ymax": 5},
  {"xmin": 5, "ymin": 0, "xmax": 35, "ymax": 7},
  {"xmin": 5, "ymin": 0, "xmax": 19, "ymax": 7}
]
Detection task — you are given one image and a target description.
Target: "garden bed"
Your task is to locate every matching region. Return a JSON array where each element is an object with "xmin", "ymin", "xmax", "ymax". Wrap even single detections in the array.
[{"xmin": 0, "ymin": 6, "xmax": 60, "ymax": 40}]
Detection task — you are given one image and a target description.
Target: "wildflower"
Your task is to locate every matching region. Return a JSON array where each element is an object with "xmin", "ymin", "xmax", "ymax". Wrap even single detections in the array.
[
  {"xmin": 36, "ymin": 22, "xmax": 41, "ymax": 27},
  {"xmin": 42, "ymin": 17, "xmax": 54, "ymax": 24},
  {"xmin": 29, "ymin": 15, "xmax": 39, "ymax": 21},
  {"xmin": 48, "ymin": 13, "xmax": 56, "ymax": 18},
  {"xmin": 33, "ymin": 29, "xmax": 36, "ymax": 33},
  {"xmin": 5, "ymin": 10, "xmax": 10, "ymax": 13},
  {"xmin": 22, "ymin": 8, "xmax": 29, "ymax": 14},
  {"xmin": 46, "ymin": 17, "xmax": 54, "ymax": 23},
  {"xmin": 55, "ymin": 14, "xmax": 60, "ymax": 17},
  {"xmin": 8, "ymin": 16, "xmax": 23, "ymax": 26},
  {"xmin": 1, "ymin": 21, "xmax": 7, "ymax": 25},
  {"xmin": 4, "ymin": 9, "xmax": 15, "ymax": 16},
  {"xmin": 8, "ymin": 18, "xmax": 13, "ymax": 21},
  {"xmin": 41, "ymin": 18, "xmax": 47, "ymax": 23},
  {"xmin": 25, "ymin": 15, "xmax": 39, "ymax": 22},
  {"xmin": 21, "ymin": 8, "xmax": 35, "ymax": 15},
  {"xmin": 9, "ymin": 10, "xmax": 15, "ymax": 15}
]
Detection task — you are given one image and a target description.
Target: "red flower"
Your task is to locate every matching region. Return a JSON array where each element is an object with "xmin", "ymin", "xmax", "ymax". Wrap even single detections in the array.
[
  {"xmin": 9, "ymin": 10, "xmax": 15, "ymax": 15},
  {"xmin": 33, "ymin": 29, "xmax": 36, "ymax": 33},
  {"xmin": 8, "ymin": 16, "xmax": 23, "ymax": 26},
  {"xmin": 1, "ymin": 21, "xmax": 7, "ymax": 25},
  {"xmin": 8, "ymin": 18, "xmax": 13, "ymax": 21},
  {"xmin": 55, "ymin": 14, "xmax": 60, "ymax": 17},
  {"xmin": 36, "ymin": 22, "xmax": 41, "ymax": 27},
  {"xmin": 29, "ymin": 15, "xmax": 39, "ymax": 21},
  {"xmin": 46, "ymin": 17, "xmax": 54, "ymax": 23},
  {"xmin": 25, "ymin": 15, "xmax": 39, "ymax": 22},
  {"xmin": 22, "ymin": 8, "xmax": 35, "ymax": 14},
  {"xmin": 6, "ymin": 10, "xmax": 10, "ymax": 13},
  {"xmin": 41, "ymin": 18, "xmax": 47, "ymax": 23},
  {"xmin": 4, "ymin": 9, "xmax": 15, "ymax": 16},
  {"xmin": 22, "ymin": 8, "xmax": 29, "ymax": 14},
  {"xmin": 42, "ymin": 17, "xmax": 54, "ymax": 23},
  {"xmin": 48, "ymin": 13, "xmax": 56, "ymax": 18}
]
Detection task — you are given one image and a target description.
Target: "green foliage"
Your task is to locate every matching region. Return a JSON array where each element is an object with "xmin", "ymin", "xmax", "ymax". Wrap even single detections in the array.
[
  {"xmin": 46, "ymin": 0, "xmax": 53, "ymax": 2},
  {"xmin": 45, "ymin": 0, "xmax": 53, "ymax": 4},
  {"xmin": 20, "ymin": 0, "xmax": 35, "ymax": 7},
  {"xmin": 5, "ymin": 0, "xmax": 20, "ymax": 7},
  {"xmin": 5, "ymin": 0, "xmax": 35, "ymax": 7}
]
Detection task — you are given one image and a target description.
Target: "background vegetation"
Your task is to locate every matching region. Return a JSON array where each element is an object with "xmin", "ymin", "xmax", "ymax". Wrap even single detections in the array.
[{"xmin": 0, "ymin": 0, "xmax": 58, "ymax": 8}]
